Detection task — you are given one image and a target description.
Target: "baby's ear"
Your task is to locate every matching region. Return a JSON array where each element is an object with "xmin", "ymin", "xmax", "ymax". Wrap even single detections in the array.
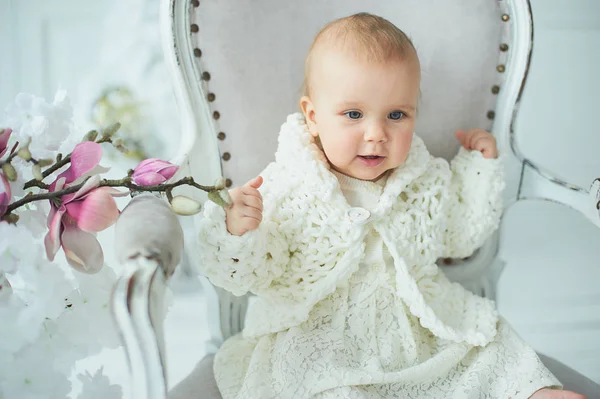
[{"xmin": 300, "ymin": 96, "xmax": 319, "ymax": 137}]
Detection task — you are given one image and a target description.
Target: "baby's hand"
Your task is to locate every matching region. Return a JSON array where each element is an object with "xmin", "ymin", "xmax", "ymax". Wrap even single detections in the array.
[
  {"xmin": 455, "ymin": 129, "xmax": 498, "ymax": 159},
  {"xmin": 225, "ymin": 176, "xmax": 264, "ymax": 236}
]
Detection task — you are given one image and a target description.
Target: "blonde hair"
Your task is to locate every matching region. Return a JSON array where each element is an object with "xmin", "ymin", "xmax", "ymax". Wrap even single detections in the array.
[{"xmin": 302, "ymin": 12, "xmax": 418, "ymax": 96}]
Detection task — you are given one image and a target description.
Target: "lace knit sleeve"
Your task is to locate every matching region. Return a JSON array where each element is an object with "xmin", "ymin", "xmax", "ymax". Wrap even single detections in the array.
[
  {"xmin": 441, "ymin": 147, "xmax": 505, "ymax": 259},
  {"xmin": 196, "ymin": 165, "xmax": 289, "ymax": 297}
]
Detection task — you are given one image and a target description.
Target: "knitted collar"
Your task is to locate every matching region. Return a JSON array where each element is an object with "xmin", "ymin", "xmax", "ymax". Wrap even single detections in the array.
[{"xmin": 274, "ymin": 113, "xmax": 431, "ymax": 219}]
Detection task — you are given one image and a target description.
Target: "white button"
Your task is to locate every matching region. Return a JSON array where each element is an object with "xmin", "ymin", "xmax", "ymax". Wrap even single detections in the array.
[
  {"xmin": 373, "ymin": 263, "xmax": 385, "ymax": 272},
  {"xmin": 347, "ymin": 207, "xmax": 371, "ymax": 224}
]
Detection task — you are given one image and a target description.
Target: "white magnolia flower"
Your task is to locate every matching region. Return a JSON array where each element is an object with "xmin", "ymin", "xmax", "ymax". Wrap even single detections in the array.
[
  {"xmin": 0, "ymin": 222, "xmax": 34, "ymax": 274},
  {"xmin": 77, "ymin": 367, "xmax": 123, "ymax": 399},
  {"xmin": 65, "ymin": 265, "xmax": 121, "ymax": 349},
  {"xmin": 14, "ymin": 202, "xmax": 50, "ymax": 238},
  {"xmin": 0, "ymin": 340, "xmax": 72, "ymax": 399},
  {"xmin": 3, "ymin": 90, "xmax": 80, "ymax": 160}
]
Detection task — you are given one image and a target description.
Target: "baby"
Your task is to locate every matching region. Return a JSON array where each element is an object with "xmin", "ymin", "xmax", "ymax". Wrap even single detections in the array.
[{"xmin": 197, "ymin": 12, "xmax": 585, "ymax": 399}]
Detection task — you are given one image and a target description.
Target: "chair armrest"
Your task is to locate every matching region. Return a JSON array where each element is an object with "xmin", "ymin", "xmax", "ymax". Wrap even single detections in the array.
[
  {"xmin": 111, "ymin": 193, "xmax": 185, "ymax": 399},
  {"xmin": 517, "ymin": 161, "xmax": 600, "ymax": 229}
]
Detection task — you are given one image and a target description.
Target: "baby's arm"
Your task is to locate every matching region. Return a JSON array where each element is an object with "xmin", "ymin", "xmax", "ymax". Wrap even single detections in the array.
[
  {"xmin": 196, "ymin": 163, "xmax": 289, "ymax": 296},
  {"xmin": 441, "ymin": 129, "xmax": 505, "ymax": 258}
]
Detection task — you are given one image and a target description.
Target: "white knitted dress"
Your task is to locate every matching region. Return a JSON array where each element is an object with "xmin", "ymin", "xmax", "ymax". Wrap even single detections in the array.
[{"xmin": 213, "ymin": 170, "xmax": 560, "ymax": 399}]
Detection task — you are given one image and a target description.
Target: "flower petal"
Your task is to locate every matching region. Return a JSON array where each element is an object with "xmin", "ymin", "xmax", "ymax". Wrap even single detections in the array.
[
  {"xmin": 0, "ymin": 173, "xmax": 12, "ymax": 216},
  {"xmin": 157, "ymin": 165, "xmax": 178, "ymax": 180},
  {"xmin": 70, "ymin": 164, "xmax": 111, "ymax": 186},
  {"xmin": 0, "ymin": 128, "xmax": 12, "ymax": 156},
  {"xmin": 49, "ymin": 175, "xmax": 67, "ymax": 193},
  {"xmin": 132, "ymin": 159, "xmax": 178, "ymax": 183},
  {"xmin": 57, "ymin": 142, "xmax": 102, "ymax": 184},
  {"xmin": 62, "ymin": 175, "xmax": 101, "ymax": 204},
  {"xmin": 134, "ymin": 158, "xmax": 162, "ymax": 172},
  {"xmin": 101, "ymin": 187, "xmax": 130, "ymax": 197},
  {"xmin": 61, "ymin": 224, "xmax": 104, "ymax": 273},
  {"xmin": 44, "ymin": 206, "xmax": 65, "ymax": 260},
  {"xmin": 132, "ymin": 172, "xmax": 167, "ymax": 186},
  {"xmin": 66, "ymin": 187, "xmax": 120, "ymax": 232}
]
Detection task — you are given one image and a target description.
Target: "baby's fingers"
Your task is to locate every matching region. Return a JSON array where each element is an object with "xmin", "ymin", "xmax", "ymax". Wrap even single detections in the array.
[
  {"xmin": 246, "ymin": 176, "xmax": 263, "ymax": 190},
  {"xmin": 241, "ymin": 207, "xmax": 262, "ymax": 223},
  {"xmin": 472, "ymin": 136, "xmax": 497, "ymax": 159},
  {"xmin": 455, "ymin": 130, "xmax": 469, "ymax": 149},
  {"xmin": 243, "ymin": 193, "xmax": 263, "ymax": 212}
]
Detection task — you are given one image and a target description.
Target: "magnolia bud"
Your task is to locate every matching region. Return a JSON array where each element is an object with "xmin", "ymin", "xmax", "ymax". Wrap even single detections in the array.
[
  {"xmin": 32, "ymin": 164, "xmax": 43, "ymax": 180},
  {"xmin": 112, "ymin": 138, "xmax": 128, "ymax": 154},
  {"xmin": 82, "ymin": 130, "xmax": 98, "ymax": 142},
  {"xmin": 219, "ymin": 189, "xmax": 232, "ymax": 206},
  {"xmin": 38, "ymin": 158, "xmax": 53, "ymax": 168},
  {"xmin": 17, "ymin": 147, "xmax": 32, "ymax": 161},
  {"xmin": 1, "ymin": 163, "xmax": 17, "ymax": 181},
  {"xmin": 208, "ymin": 189, "xmax": 231, "ymax": 209},
  {"xmin": 101, "ymin": 122, "xmax": 121, "ymax": 138},
  {"xmin": 214, "ymin": 177, "xmax": 226, "ymax": 190},
  {"xmin": 170, "ymin": 195, "xmax": 202, "ymax": 215}
]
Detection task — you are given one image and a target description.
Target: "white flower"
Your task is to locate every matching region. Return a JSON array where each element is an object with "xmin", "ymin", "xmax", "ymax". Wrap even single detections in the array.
[
  {"xmin": 76, "ymin": 367, "xmax": 123, "ymax": 399},
  {"xmin": 64, "ymin": 265, "xmax": 121, "ymax": 349},
  {"xmin": 13, "ymin": 201, "xmax": 50, "ymax": 238},
  {"xmin": 3, "ymin": 90, "xmax": 80, "ymax": 160},
  {"xmin": 0, "ymin": 340, "xmax": 72, "ymax": 399},
  {"xmin": 0, "ymin": 222, "xmax": 37, "ymax": 274}
]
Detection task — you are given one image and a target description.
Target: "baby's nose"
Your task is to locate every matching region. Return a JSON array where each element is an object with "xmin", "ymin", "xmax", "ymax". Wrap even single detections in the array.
[{"xmin": 364, "ymin": 122, "xmax": 387, "ymax": 142}]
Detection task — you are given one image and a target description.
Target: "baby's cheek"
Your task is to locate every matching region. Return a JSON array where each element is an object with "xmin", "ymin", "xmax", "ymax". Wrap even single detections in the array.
[{"xmin": 325, "ymin": 136, "xmax": 356, "ymax": 165}]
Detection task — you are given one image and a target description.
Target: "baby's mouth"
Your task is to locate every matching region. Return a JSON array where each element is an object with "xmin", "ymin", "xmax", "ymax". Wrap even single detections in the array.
[{"xmin": 357, "ymin": 155, "xmax": 386, "ymax": 166}]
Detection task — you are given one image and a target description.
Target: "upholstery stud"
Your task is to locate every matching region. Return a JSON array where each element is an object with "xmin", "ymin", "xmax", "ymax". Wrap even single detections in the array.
[
  {"xmin": 497, "ymin": 64, "xmax": 506, "ymax": 73},
  {"xmin": 500, "ymin": 43, "xmax": 509, "ymax": 52},
  {"xmin": 218, "ymin": 132, "xmax": 226, "ymax": 140},
  {"xmin": 222, "ymin": 152, "xmax": 231, "ymax": 161},
  {"xmin": 193, "ymin": 48, "xmax": 202, "ymax": 57},
  {"xmin": 207, "ymin": 93, "xmax": 216, "ymax": 102},
  {"xmin": 502, "ymin": 14, "xmax": 510, "ymax": 22},
  {"xmin": 491, "ymin": 85, "xmax": 500, "ymax": 94},
  {"xmin": 213, "ymin": 111, "xmax": 220, "ymax": 120},
  {"xmin": 487, "ymin": 111, "xmax": 496, "ymax": 120},
  {"xmin": 201, "ymin": 71, "xmax": 211, "ymax": 81},
  {"xmin": 225, "ymin": 178, "xmax": 232, "ymax": 188},
  {"xmin": 191, "ymin": 24, "xmax": 199, "ymax": 33}
]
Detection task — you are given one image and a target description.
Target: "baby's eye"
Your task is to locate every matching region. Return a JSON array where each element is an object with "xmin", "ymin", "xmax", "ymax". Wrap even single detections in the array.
[
  {"xmin": 344, "ymin": 111, "xmax": 363, "ymax": 120},
  {"xmin": 388, "ymin": 111, "xmax": 405, "ymax": 120}
]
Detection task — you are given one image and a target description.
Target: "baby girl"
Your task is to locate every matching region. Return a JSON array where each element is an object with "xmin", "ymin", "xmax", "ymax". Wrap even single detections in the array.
[{"xmin": 197, "ymin": 12, "xmax": 585, "ymax": 399}]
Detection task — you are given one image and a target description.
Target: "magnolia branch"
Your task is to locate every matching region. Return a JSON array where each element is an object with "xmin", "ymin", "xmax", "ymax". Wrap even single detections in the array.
[
  {"xmin": 22, "ymin": 135, "xmax": 115, "ymax": 189},
  {"xmin": 5, "ymin": 176, "xmax": 217, "ymax": 215}
]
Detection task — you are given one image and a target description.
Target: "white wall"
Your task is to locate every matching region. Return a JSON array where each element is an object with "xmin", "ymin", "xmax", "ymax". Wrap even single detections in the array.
[{"xmin": 0, "ymin": 0, "xmax": 116, "ymax": 110}]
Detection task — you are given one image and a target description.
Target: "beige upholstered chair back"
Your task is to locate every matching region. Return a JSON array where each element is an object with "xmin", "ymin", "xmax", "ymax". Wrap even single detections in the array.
[{"xmin": 188, "ymin": 1, "xmax": 511, "ymax": 188}]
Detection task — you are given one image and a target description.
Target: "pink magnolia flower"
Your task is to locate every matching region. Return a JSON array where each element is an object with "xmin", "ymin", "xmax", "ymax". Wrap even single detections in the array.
[
  {"xmin": 131, "ymin": 158, "xmax": 178, "ymax": 186},
  {"xmin": 0, "ymin": 128, "xmax": 12, "ymax": 158},
  {"xmin": 0, "ymin": 173, "xmax": 11, "ymax": 217},
  {"xmin": 44, "ymin": 142, "xmax": 128, "ymax": 273}
]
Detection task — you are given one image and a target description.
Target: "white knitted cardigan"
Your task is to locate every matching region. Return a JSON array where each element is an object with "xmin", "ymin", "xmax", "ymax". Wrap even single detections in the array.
[{"xmin": 197, "ymin": 113, "xmax": 505, "ymax": 347}]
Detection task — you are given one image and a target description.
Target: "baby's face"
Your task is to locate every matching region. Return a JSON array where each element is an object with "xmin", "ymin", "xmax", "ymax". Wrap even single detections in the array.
[{"xmin": 302, "ymin": 50, "xmax": 420, "ymax": 181}]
